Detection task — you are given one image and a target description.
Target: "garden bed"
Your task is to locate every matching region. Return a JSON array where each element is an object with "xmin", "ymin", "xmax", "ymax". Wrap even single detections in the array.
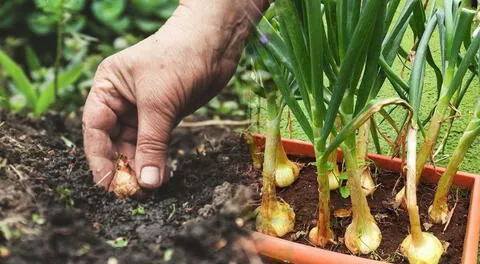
[
  {"xmin": 0, "ymin": 111, "xmax": 261, "ymax": 264},
  {"xmin": 0, "ymin": 111, "xmax": 472, "ymax": 264}
]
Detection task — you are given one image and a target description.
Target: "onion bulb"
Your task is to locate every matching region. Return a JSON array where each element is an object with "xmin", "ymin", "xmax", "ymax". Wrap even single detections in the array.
[
  {"xmin": 256, "ymin": 200, "xmax": 295, "ymax": 237},
  {"xmin": 345, "ymin": 217, "xmax": 382, "ymax": 254},
  {"xmin": 328, "ymin": 170, "xmax": 340, "ymax": 190},
  {"xmin": 274, "ymin": 141, "xmax": 300, "ymax": 188},
  {"xmin": 428, "ymin": 203, "xmax": 449, "ymax": 225},
  {"xmin": 274, "ymin": 161, "xmax": 300, "ymax": 187},
  {"xmin": 361, "ymin": 169, "xmax": 376, "ymax": 196},
  {"xmin": 400, "ymin": 232, "xmax": 443, "ymax": 264},
  {"xmin": 110, "ymin": 155, "xmax": 141, "ymax": 199}
]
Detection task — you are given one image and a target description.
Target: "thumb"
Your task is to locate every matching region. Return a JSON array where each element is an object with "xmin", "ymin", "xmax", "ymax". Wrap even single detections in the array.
[{"xmin": 135, "ymin": 102, "xmax": 174, "ymax": 189}]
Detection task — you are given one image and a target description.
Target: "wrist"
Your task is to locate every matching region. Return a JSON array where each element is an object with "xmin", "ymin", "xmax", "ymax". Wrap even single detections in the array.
[
  {"xmin": 177, "ymin": 0, "xmax": 270, "ymax": 27},
  {"xmin": 162, "ymin": 0, "xmax": 270, "ymax": 58}
]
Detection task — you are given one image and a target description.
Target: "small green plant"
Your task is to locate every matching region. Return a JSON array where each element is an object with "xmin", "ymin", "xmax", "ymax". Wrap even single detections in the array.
[
  {"xmin": 131, "ymin": 206, "xmax": 146, "ymax": 216},
  {"xmin": 31, "ymin": 213, "xmax": 46, "ymax": 225},
  {"xmin": 0, "ymin": 224, "xmax": 22, "ymax": 241},
  {"xmin": 0, "ymin": 49, "xmax": 83, "ymax": 115},
  {"xmin": 106, "ymin": 237, "xmax": 128, "ymax": 248},
  {"xmin": 56, "ymin": 186, "xmax": 74, "ymax": 208}
]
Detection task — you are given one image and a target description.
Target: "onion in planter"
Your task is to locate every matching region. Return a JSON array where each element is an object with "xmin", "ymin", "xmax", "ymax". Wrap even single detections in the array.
[
  {"xmin": 274, "ymin": 141, "xmax": 300, "ymax": 188},
  {"xmin": 342, "ymin": 151, "xmax": 382, "ymax": 254},
  {"xmin": 401, "ymin": 125, "xmax": 443, "ymax": 263},
  {"xmin": 428, "ymin": 100, "xmax": 480, "ymax": 224},
  {"xmin": 256, "ymin": 113, "xmax": 295, "ymax": 237},
  {"xmin": 393, "ymin": 6, "xmax": 480, "ymax": 208},
  {"xmin": 327, "ymin": 149, "xmax": 340, "ymax": 191},
  {"xmin": 110, "ymin": 154, "xmax": 141, "ymax": 199},
  {"xmin": 357, "ymin": 120, "xmax": 376, "ymax": 196}
]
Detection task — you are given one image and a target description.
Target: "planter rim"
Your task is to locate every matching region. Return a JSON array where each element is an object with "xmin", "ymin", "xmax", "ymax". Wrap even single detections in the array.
[{"xmin": 251, "ymin": 134, "xmax": 480, "ymax": 264}]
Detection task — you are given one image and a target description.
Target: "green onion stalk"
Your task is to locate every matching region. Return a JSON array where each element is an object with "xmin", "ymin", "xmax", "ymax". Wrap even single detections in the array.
[
  {"xmin": 356, "ymin": 120, "xmax": 376, "ymax": 195},
  {"xmin": 396, "ymin": 13, "xmax": 443, "ymax": 263},
  {"xmin": 342, "ymin": 144, "xmax": 382, "ymax": 254},
  {"xmin": 245, "ymin": 133, "xmax": 263, "ymax": 170},
  {"xmin": 395, "ymin": 3, "xmax": 480, "ymax": 206},
  {"xmin": 246, "ymin": 54, "xmax": 301, "ymax": 188},
  {"xmin": 255, "ymin": 0, "xmax": 409, "ymax": 249},
  {"xmin": 255, "ymin": 93, "xmax": 295, "ymax": 237},
  {"xmin": 429, "ymin": 99, "xmax": 480, "ymax": 223},
  {"xmin": 400, "ymin": 123, "xmax": 443, "ymax": 264}
]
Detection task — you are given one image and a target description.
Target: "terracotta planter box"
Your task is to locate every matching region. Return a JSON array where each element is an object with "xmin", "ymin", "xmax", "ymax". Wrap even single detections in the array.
[{"xmin": 250, "ymin": 135, "xmax": 480, "ymax": 264}]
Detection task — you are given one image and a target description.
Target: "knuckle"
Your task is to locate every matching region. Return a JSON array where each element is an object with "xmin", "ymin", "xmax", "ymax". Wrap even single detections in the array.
[
  {"xmin": 136, "ymin": 134, "xmax": 169, "ymax": 156},
  {"xmin": 96, "ymin": 55, "xmax": 117, "ymax": 74}
]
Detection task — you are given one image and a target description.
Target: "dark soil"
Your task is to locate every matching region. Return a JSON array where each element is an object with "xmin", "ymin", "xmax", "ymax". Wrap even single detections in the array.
[
  {"xmin": 0, "ymin": 111, "xmax": 470, "ymax": 264},
  {"xmin": 277, "ymin": 163, "xmax": 469, "ymax": 264},
  {"xmin": 0, "ymin": 111, "xmax": 261, "ymax": 264}
]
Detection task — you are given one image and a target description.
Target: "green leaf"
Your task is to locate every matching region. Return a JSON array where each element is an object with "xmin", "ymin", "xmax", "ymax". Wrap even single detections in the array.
[
  {"xmin": 32, "ymin": 213, "xmax": 46, "ymax": 225},
  {"xmin": 305, "ymin": 0, "xmax": 325, "ymax": 128},
  {"xmin": 92, "ymin": 0, "xmax": 126, "ymax": 22},
  {"xmin": 65, "ymin": 0, "xmax": 86, "ymax": 11},
  {"xmin": 110, "ymin": 16, "xmax": 131, "ymax": 33},
  {"xmin": 25, "ymin": 46, "xmax": 41, "ymax": 73},
  {"xmin": 106, "ymin": 237, "xmax": 128, "ymax": 248},
  {"xmin": 132, "ymin": 206, "xmax": 146, "ymax": 216},
  {"xmin": 134, "ymin": 17, "xmax": 162, "ymax": 33},
  {"xmin": 252, "ymin": 40, "xmax": 314, "ymax": 142},
  {"xmin": 326, "ymin": 161, "xmax": 334, "ymax": 171},
  {"xmin": 276, "ymin": 0, "xmax": 312, "ymax": 114},
  {"xmin": 34, "ymin": 65, "xmax": 84, "ymax": 116},
  {"xmin": 27, "ymin": 12, "xmax": 55, "ymax": 35},
  {"xmin": 163, "ymin": 248, "xmax": 174, "ymax": 261},
  {"xmin": 409, "ymin": 15, "xmax": 437, "ymax": 120},
  {"xmin": 0, "ymin": 50, "xmax": 37, "ymax": 109},
  {"xmin": 326, "ymin": 98, "xmax": 412, "ymax": 157},
  {"xmin": 321, "ymin": 0, "xmax": 384, "ymax": 144},
  {"xmin": 132, "ymin": 0, "xmax": 170, "ymax": 14},
  {"xmin": 156, "ymin": 3, "xmax": 176, "ymax": 19},
  {"xmin": 339, "ymin": 186, "xmax": 350, "ymax": 198}
]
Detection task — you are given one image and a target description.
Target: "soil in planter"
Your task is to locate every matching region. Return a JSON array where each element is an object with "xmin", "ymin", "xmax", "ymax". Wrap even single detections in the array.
[{"xmin": 274, "ymin": 162, "xmax": 469, "ymax": 264}]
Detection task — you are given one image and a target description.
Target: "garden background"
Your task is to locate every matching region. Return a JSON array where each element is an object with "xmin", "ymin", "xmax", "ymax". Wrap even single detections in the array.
[{"xmin": 1, "ymin": 0, "xmax": 478, "ymax": 172}]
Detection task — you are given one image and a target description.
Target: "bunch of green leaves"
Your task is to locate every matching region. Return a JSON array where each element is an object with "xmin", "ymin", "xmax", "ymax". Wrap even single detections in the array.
[
  {"xmin": 0, "ymin": 47, "xmax": 83, "ymax": 115},
  {"xmin": 382, "ymin": 0, "xmax": 480, "ymax": 178},
  {"xmin": 1, "ymin": 0, "xmax": 178, "ymax": 37},
  {"xmin": 253, "ymin": 0, "xmax": 416, "ymax": 164},
  {"xmin": 28, "ymin": 0, "xmax": 86, "ymax": 36},
  {"xmin": 91, "ymin": 0, "xmax": 177, "ymax": 35}
]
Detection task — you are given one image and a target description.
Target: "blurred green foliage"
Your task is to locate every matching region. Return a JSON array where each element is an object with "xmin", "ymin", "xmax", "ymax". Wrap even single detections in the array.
[
  {"xmin": 0, "ymin": 0, "xmax": 177, "ymax": 38},
  {"xmin": 0, "ymin": 0, "xmax": 178, "ymax": 115},
  {"xmin": 0, "ymin": 0, "xmax": 258, "ymax": 118}
]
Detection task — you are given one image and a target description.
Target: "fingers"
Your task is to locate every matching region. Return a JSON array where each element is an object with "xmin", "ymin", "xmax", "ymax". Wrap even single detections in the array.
[
  {"xmin": 134, "ymin": 90, "xmax": 176, "ymax": 189},
  {"xmin": 83, "ymin": 73, "xmax": 131, "ymax": 188}
]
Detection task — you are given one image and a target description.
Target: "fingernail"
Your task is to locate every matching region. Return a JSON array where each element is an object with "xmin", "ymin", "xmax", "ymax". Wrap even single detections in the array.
[{"xmin": 141, "ymin": 166, "xmax": 161, "ymax": 185}]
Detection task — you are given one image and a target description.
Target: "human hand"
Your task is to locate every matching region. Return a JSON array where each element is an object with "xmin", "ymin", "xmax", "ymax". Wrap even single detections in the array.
[{"xmin": 82, "ymin": 0, "xmax": 268, "ymax": 190}]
